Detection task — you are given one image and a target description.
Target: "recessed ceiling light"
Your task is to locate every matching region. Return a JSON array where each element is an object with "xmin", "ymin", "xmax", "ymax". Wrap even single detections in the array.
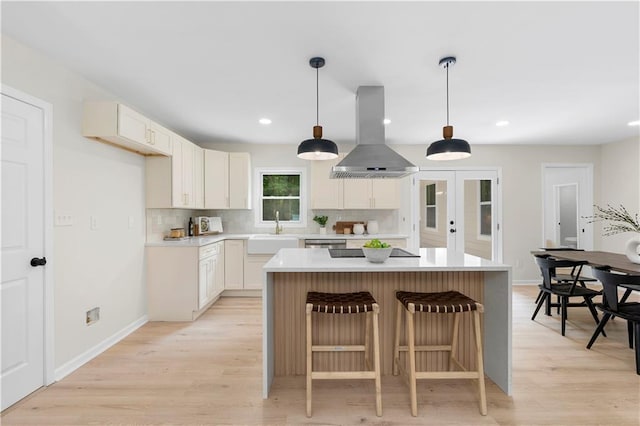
[
  {"xmin": 628, "ymin": 120, "xmax": 640, "ymax": 126},
  {"xmin": 495, "ymin": 120, "xmax": 510, "ymax": 127},
  {"xmin": 383, "ymin": 118, "xmax": 391, "ymax": 125},
  {"xmin": 259, "ymin": 118, "xmax": 272, "ymax": 125}
]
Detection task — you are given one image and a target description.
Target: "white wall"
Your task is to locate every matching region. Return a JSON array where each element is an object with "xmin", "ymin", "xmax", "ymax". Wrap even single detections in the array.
[
  {"xmin": 2, "ymin": 37, "xmax": 147, "ymax": 369},
  {"xmin": 599, "ymin": 137, "xmax": 640, "ymax": 253}
]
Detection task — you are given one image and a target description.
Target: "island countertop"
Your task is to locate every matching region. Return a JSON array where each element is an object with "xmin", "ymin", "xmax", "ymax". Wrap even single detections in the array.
[{"xmin": 264, "ymin": 247, "xmax": 510, "ymax": 272}]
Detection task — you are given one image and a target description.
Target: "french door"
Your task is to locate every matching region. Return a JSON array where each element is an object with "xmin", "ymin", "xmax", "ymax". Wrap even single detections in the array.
[{"xmin": 412, "ymin": 169, "xmax": 502, "ymax": 262}]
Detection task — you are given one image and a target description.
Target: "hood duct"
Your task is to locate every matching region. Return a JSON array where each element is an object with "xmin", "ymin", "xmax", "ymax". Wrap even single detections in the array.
[{"xmin": 330, "ymin": 86, "xmax": 418, "ymax": 179}]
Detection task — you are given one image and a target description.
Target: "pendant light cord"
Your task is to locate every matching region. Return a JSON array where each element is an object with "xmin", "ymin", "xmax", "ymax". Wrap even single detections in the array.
[
  {"xmin": 316, "ymin": 66, "xmax": 319, "ymax": 126},
  {"xmin": 446, "ymin": 63, "xmax": 450, "ymax": 126}
]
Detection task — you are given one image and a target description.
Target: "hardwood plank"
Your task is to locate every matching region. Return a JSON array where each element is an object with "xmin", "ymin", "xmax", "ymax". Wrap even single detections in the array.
[{"xmin": 2, "ymin": 288, "xmax": 639, "ymax": 425}]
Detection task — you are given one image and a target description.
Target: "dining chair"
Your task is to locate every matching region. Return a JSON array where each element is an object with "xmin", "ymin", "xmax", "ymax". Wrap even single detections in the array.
[
  {"xmin": 586, "ymin": 266, "xmax": 640, "ymax": 375},
  {"xmin": 532, "ymin": 255, "xmax": 603, "ymax": 336},
  {"xmin": 534, "ymin": 249, "xmax": 598, "ymax": 307}
]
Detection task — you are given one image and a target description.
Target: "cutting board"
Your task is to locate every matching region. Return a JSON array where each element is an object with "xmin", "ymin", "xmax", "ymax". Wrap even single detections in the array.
[{"xmin": 333, "ymin": 221, "xmax": 365, "ymax": 234}]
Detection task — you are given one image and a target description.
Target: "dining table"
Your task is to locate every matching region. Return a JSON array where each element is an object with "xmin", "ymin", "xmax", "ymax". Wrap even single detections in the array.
[
  {"xmin": 531, "ymin": 249, "xmax": 640, "ymax": 300},
  {"xmin": 530, "ymin": 250, "xmax": 640, "ymax": 275}
]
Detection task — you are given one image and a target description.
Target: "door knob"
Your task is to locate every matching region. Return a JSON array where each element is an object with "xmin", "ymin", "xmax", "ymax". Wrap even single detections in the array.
[
  {"xmin": 449, "ymin": 229, "xmax": 456, "ymax": 233},
  {"xmin": 30, "ymin": 257, "xmax": 47, "ymax": 267}
]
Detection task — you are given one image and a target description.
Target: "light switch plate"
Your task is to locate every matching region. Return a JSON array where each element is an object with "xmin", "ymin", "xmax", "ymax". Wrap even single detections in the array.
[
  {"xmin": 128, "ymin": 216, "xmax": 134, "ymax": 229},
  {"xmin": 90, "ymin": 216, "xmax": 99, "ymax": 230}
]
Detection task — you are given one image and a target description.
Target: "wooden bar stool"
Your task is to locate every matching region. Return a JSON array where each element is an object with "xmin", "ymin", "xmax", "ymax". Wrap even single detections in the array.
[
  {"xmin": 393, "ymin": 290, "xmax": 487, "ymax": 416},
  {"xmin": 305, "ymin": 291, "xmax": 382, "ymax": 417}
]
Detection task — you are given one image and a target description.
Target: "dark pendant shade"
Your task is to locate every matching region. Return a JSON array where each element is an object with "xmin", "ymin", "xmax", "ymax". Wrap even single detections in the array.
[
  {"xmin": 426, "ymin": 138, "xmax": 471, "ymax": 160},
  {"xmin": 297, "ymin": 124, "xmax": 338, "ymax": 160},
  {"xmin": 297, "ymin": 138, "xmax": 339, "ymax": 160}
]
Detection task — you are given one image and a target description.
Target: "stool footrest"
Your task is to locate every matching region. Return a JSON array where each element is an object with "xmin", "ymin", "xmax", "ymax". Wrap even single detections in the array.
[
  {"xmin": 397, "ymin": 344, "xmax": 452, "ymax": 352},
  {"xmin": 312, "ymin": 345, "xmax": 365, "ymax": 352},
  {"xmin": 415, "ymin": 371, "xmax": 482, "ymax": 380},
  {"xmin": 312, "ymin": 371, "xmax": 377, "ymax": 380}
]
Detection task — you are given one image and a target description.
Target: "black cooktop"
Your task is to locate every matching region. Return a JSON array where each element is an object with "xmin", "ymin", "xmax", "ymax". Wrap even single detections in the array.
[{"xmin": 328, "ymin": 248, "xmax": 420, "ymax": 258}]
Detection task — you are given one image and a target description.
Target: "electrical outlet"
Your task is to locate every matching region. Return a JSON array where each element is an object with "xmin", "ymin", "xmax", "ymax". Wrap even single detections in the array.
[
  {"xmin": 86, "ymin": 307, "xmax": 100, "ymax": 325},
  {"xmin": 55, "ymin": 211, "xmax": 73, "ymax": 226},
  {"xmin": 128, "ymin": 215, "xmax": 134, "ymax": 229},
  {"xmin": 90, "ymin": 216, "xmax": 99, "ymax": 230}
]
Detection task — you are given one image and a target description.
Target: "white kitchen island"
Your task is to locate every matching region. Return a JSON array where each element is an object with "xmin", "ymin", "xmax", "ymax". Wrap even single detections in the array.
[{"xmin": 262, "ymin": 248, "xmax": 512, "ymax": 398}]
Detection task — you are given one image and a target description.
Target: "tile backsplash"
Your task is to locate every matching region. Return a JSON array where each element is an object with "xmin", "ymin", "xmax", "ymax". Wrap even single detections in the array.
[{"xmin": 146, "ymin": 208, "xmax": 399, "ymax": 241}]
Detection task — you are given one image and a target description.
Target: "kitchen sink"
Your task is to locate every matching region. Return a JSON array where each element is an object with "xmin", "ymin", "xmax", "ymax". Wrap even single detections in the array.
[{"xmin": 247, "ymin": 234, "xmax": 299, "ymax": 254}]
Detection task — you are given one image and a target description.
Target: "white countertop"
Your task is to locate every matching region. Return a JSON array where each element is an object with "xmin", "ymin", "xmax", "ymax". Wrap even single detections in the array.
[
  {"xmin": 264, "ymin": 248, "xmax": 510, "ymax": 272},
  {"xmin": 145, "ymin": 233, "xmax": 409, "ymax": 247}
]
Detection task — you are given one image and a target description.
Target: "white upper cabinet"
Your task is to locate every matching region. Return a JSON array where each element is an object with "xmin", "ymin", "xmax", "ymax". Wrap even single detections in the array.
[
  {"xmin": 343, "ymin": 179, "xmax": 400, "ymax": 209},
  {"xmin": 82, "ymin": 102, "xmax": 171, "ymax": 156},
  {"xmin": 146, "ymin": 134, "xmax": 204, "ymax": 209},
  {"xmin": 204, "ymin": 150, "xmax": 230, "ymax": 209},
  {"xmin": 311, "ymin": 152, "xmax": 401, "ymax": 210},
  {"xmin": 229, "ymin": 152, "xmax": 252, "ymax": 209},
  {"xmin": 205, "ymin": 151, "xmax": 252, "ymax": 210},
  {"xmin": 310, "ymin": 154, "xmax": 344, "ymax": 210}
]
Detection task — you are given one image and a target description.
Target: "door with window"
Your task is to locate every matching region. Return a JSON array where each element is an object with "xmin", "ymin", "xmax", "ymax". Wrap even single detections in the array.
[{"xmin": 413, "ymin": 169, "xmax": 501, "ymax": 261}]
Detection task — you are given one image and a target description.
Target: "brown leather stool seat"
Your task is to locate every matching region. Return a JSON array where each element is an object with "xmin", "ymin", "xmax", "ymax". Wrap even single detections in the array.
[
  {"xmin": 305, "ymin": 291, "xmax": 382, "ymax": 417},
  {"xmin": 393, "ymin": 290, "xmax": 487, "ymax": 416}
]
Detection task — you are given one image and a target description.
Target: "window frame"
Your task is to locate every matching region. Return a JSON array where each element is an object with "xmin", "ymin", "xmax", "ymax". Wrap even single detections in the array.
[
  {"xmin": 478, "ymin": 179, "xmax": 492, "ymax": 239},
  {"xmin": 254, "ymin": 167, "xmax": 307, "ymax": 229},
  {"xmin": 424, "ymin": 183, "xmax": 437, "ymax": 231}
]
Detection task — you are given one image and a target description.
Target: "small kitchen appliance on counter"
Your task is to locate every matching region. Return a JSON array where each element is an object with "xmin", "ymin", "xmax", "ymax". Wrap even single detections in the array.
[{"xmin": 196, "ymin": 216, "xmax": 223, "ymax": 235}]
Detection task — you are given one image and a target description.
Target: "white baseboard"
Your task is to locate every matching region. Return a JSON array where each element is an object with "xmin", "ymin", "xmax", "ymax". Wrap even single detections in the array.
[
  {"xmin": 512, "ymin": 280, "xmax": 540, "ymax": 286},
  {"xmin": 54, "ymin": 315, "xmax": 148, "ymax": 381}
]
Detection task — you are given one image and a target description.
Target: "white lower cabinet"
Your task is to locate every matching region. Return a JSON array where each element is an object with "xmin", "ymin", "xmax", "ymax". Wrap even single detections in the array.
[
  {"xmin": 198, "ymin": 242, "xmax": 224, "ymax": 309},
  {"xmin": 224, "ymin": 239, "xmax": 270, "ymax": 291},
  {"xmin": 224, "ymin": 240, "xmax": 245, "ymax": 289},
  {"xmin": 244, "ymin": 254, "xmax": 272, "ymax": 289},
  {"xmin": 147, "ymin": 241, "xmax": 223, "ymax": 321}
]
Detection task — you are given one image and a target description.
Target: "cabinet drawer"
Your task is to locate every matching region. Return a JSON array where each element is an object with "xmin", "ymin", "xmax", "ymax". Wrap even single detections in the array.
[{"xmin": 200, "ymin": 243, "xmax": 220, "ymax": 259}]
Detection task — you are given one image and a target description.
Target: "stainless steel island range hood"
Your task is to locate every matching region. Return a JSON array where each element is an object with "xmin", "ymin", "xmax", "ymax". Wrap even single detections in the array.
[{"xmin": 330, "ymin": 86, "xmax": 418, "ymax": 179}]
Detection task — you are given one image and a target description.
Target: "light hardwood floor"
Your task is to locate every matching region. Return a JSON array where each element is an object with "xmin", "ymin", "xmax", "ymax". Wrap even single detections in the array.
[{"xmin": 2, "ymin": 286, "xmax": 639, "ymax": 425}]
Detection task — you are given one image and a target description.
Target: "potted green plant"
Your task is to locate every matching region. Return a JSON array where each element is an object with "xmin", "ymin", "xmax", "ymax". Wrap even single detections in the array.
[
  {"xmin": 313, "ymin": 215, "xmax": 328, "ymax": 234},
  {"xmin": 585, "ymin": 204, "xmax": 640, "ymax": 263}
]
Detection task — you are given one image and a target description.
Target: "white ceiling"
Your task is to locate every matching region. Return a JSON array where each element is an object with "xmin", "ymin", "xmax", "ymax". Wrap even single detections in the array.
[{"xmin": 2, "ymin": 1, "xmax": 639, "ymax": 148}]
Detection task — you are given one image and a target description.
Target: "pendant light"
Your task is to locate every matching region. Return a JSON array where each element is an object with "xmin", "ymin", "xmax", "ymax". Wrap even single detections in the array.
[
  {"xmin": 297, "ymin": 57, "xmax": 339, "ymax": 160},
  {"xmin": 426, "ymin": 56, "xmax": 471, "ymax": 160}
]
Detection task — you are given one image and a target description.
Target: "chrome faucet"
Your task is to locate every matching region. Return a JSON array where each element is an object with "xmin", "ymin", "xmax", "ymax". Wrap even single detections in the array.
[{"xmin": 275, "ymin": 210, "xmax": 283, "ymax": 235}]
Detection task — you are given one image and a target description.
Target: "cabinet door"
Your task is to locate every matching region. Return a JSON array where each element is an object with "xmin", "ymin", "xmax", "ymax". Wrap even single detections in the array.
[
  {"xmin": 117, "ymin": 104, "xmax": 149, "ymax": 145},
  {"xmin": 193, "ymin": 146, "xmax": 204, "ymax": 209},
  {"xmin": 171, "ymin": 136, "xmax": 185, "ymax": 207},
  {"xmin": 181, "ymin": 140, "xmax": 195, "ymax": 207},
  {"xmin": 311, "ymin": 154, "xmax": 344, "ymax": 209},
  {"xmin": 229, "ymin": 153, "xmax": 251, "ymax": 209},
  {"xmin": 224, "ymin": 240, "xmax": 244, "ymax": 289},
  {"xmin": 343, "ymin": 180, "xmax": 372, "ymax": 209},
  {"xmin": 213, "ymin": 242, "xmax": 225, "ymax": 297},
  {"xmin": 204, "ymin": 150, "xmax": 230, "ymax": 209},
  {"xmin": 198, "ymin": 259, "xmax": 209, "ymax": 309},
  {"xmin": 371, "ymin": 180, "xmax": 400, "ymax": 209},
  {"xmin": 206, "ymin": 257, "xmax": 216, "ymax": 302},
  {"xmin": 243, "ymin": 254, "xmax": 271, "ymax": 289},
  {"xmin": 148, "ymin": 121, "xmax": 172, "ymax": 156}
]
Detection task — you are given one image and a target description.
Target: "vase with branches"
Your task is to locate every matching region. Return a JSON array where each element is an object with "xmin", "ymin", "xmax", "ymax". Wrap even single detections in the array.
[{"xmin": 585, "ymin": 204, "xmax": 640, "ymax": 263}]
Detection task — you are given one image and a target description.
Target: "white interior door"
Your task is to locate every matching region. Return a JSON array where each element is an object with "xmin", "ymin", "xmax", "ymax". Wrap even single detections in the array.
[
  {"xmin": 1, "ymin": 93, "xmax": 47, "ymax": 410},
  {"xmin": 542, "ymin": 164, "xmax": 593, "ymax": 249},
  {"xmin": 412, "ymin": 169, "xmax": 502, "ymax": 261}
]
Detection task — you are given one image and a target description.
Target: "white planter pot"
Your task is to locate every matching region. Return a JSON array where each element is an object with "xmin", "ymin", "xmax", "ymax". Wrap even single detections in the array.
[
  {"xmin": 319, "ymin": 227, "xmax": 326, "ymax": 235},
  {"xmin": 625, "ymin": 235, "xmax": 640, "ymax": 264}
]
